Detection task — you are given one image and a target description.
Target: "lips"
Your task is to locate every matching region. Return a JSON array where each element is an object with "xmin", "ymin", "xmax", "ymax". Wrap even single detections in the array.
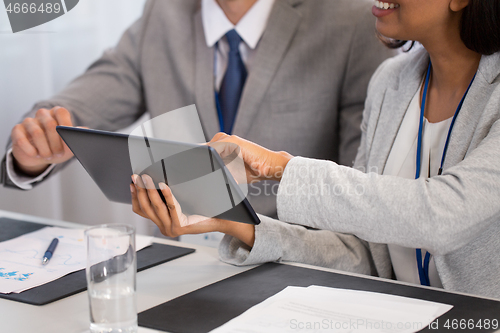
[
  {"xmin": 374, "ymin": 1, "xmax": 400, "ymax": 9},
  {"xmin": 372, "ymin": 1, "xmax": 399, "ymax": 18}
]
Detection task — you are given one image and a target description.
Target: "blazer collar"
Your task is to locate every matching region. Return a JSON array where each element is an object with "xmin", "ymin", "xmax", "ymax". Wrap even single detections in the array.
[
  {"xmin": 193, "ymin": 10, "xmax": 219, "ymax": 141},
  {"xmin": 477, "ymin": 52, "xmax": 500, "ymax": 84},
  {"xmin": 201, "ymin": 0, "xmax": 275, "ymax": 49},
  {"xmin": 368, "ymin": 47, "xmax": 429, "ymax": 171},
  {"xmin": 231, "ymin": 0, "xmax": 303, "ymax": 137},
  {"xmin": 193, "ymin": 0, "xmax": 303, "ymax": 140},
  {"xmin": 369, "ymin": 48, "xmax": 500, "ymax": 173},
  {"xmin": 442, "ymin": 52, "xmax": 499, "ymax": 169}
]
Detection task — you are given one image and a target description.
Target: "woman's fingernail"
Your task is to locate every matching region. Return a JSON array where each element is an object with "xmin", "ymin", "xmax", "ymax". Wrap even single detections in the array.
[
  {"xmin": 159, "ymin": 182, "xmax": 167, "ymax": 190},
  {"xmin": 55, "ymin": 153, "xmax": 64, "ymax": 158},
  {"xmin": 142, "ymin": 175, "xmax": 150, "ymax": 188},
  {"xmin": 131, "ymin": 175, "xmax": 137, "ymax": 184}
]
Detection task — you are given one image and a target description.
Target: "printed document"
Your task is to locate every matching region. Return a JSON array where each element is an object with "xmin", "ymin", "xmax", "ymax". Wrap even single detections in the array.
[
  {"xmin": 211, "ymin": 285, "xmax": 453, "ymax": 333},
  {"xmin": 0, "ymin": 227, "xmax": 153, "ymax": 293}
]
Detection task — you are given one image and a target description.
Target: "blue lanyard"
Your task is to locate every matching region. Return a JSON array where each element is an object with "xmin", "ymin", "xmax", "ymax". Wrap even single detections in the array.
[{"xmin": 415, "ymin": 62, "xmax": 476, "ymax": 286}]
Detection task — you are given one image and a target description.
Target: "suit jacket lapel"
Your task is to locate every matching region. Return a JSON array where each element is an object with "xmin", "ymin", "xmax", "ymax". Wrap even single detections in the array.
[
  {"xmin": 442, "ymin": 53, "xmax": 500, "ymax": 170},
  {"xmin": 368, "ymin": 49, "xmax": 429, "ymax": 173},
  {"xmin": 370, "ymin": 51, "xmax": 500, "ymax": 174},
  {"xmin": 193, "ymin": 10, "xmax": 219, "ymax": 141},
  {"xmin": 232, "ymin": 0, "xmax": 303, "ymax": 137}
]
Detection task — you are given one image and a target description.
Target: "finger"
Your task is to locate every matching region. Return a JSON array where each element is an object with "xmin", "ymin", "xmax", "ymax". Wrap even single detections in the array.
[
  {"xmin": 11, "ymin": 124, "xmax": 38, "ymax": 157},
  {"xmin": 130, "ymin": 183, "xmax": 149, "ymax": 219},
  {"xmin": 208, "ymin": 132, "xmax": 230, "ymax": 144},
  {"xmin": 36, "ymin": 109, "xmax": 64, "ymax": 156},
  {"xmin": 52, "ymin": 107, "xmax": 74, "ymax": 156},
  {"xmin": 159, "ymin": 182, "xmax": 181, "ymax": 224},
  {"xmin": 142, "ymin": 175, "xmax": 173, "ymax": 226},
  {"xmin": 51, "ymin": 107, "xmax": 73, "ymax": 126},
  {"xmin": 132, "ymin": 175, "xmax": 166, "ymax": 235},
  {"xmin": 211, "ymin": 134, "xmax": 244, "ymax": 144},
  {"xmin": 132, "ymin": 174, "xmax": 163, "ymax": 230},
  {"xmin": 210, "ymin": 141, "xmax": 241, "ymax": 160},
  {"xmin": 159, "ymin": 183, "xmax": 223, "ymax": 233},
  {"xmin": 22, "ymin": 117, "xmax": 53, "ymax": 159}
]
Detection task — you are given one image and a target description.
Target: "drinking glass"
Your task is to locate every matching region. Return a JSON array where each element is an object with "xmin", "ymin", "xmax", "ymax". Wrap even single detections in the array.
[{"xmin": 85, "ymin": 224, "xmax": 137, "ymax": 333}]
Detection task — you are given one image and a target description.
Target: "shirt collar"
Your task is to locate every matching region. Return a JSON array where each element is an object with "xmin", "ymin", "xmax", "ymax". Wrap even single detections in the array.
[{"xmin": 202, "ymin": 0, "xmax": 275, "ymax": 49}]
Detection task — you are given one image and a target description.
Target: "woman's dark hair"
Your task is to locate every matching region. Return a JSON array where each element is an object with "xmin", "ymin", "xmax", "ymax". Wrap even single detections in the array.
[{"xmin": 379, "ymin": 0, "xmax": 500, "ymax": 55}]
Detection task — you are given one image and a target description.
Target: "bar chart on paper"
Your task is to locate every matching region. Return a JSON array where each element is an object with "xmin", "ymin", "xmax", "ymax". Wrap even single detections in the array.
[{"xmin": 0, "ymin": 269, "xmax": 33, "ymax": 281}]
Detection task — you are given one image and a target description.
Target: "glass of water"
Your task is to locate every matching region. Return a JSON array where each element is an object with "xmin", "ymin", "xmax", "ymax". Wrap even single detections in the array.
[{"xmin": 85, "ymin": 224, "xmax": 137, "ymax": 333}]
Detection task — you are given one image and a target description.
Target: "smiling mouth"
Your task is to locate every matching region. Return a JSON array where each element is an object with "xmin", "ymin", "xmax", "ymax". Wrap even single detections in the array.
[{"xmin": 374, "ymin": 1, "xmax": 400, "ymax": 9}]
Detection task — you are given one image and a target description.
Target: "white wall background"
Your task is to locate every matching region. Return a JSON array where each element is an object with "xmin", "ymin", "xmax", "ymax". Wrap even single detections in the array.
[{"xmin": 0, "ymin": 0, "xmax": 159, "ymax": 235}]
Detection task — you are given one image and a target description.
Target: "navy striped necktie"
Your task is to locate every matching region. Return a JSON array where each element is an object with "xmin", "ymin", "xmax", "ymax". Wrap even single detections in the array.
[{"xmin": 219, "ymin": 29, "xmax": 247, "ymax": 134}]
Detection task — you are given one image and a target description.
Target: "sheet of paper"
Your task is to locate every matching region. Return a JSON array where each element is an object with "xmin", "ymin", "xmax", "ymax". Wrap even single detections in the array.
[
  {"xmin": 0, "ymin": 227, "xmax": 153, "ymax": 294},
  {"xmin": 210, "ymin": 285, "xmax": 453, "ymax": 333}
]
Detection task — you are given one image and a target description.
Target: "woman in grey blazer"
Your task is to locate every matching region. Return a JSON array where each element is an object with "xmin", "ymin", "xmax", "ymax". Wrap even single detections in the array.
[{"xmin": 132, "ymin": 0, "xmax": 500, "ymax": 298}]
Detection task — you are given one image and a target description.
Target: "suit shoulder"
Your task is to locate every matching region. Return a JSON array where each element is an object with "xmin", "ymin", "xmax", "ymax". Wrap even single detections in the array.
[
  {"xmin": 303, "ymin": 0, "xmax": 374, "ymax": 18},
  {"xmin": 298, "ymin": 0, "xmax": 378, "ymax": 38},
  {"xmin": 146, "ymin": 0, "xmax": 200, "ymax": 18}
]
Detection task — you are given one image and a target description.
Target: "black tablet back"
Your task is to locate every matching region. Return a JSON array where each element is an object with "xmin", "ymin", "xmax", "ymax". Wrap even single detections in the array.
[{"xmin": 56, "ymin": 126, "xmax": 260, "ymax": 225}]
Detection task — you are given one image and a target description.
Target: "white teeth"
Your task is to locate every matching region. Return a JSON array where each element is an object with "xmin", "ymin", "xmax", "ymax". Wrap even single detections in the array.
[{"xmin": 375, "ymin": 1, "xmax": 399, "ymax": 9}]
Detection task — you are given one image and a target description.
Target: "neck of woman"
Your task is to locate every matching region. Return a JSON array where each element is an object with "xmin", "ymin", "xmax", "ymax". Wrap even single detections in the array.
[
  {"xmin": 422, "ymin": 34, "xmax": 481, "ymax": 94},
  {"xmin": 417, "ymin": 28, "xmax": 482, "ymax": 122}
]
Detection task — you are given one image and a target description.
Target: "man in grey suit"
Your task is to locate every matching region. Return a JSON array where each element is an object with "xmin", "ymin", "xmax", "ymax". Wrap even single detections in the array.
[{"xmin": 2, "ymin": 0, "xmax": 393, "ymax": 272}]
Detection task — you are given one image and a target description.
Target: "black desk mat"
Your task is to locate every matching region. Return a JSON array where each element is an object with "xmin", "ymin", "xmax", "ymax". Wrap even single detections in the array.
[
  {"xmin": 138, "ymin": 262, "xmax": 500, "ymax": 333},
  {"xmin": 0, "ymin": 217, "xmax": 195, "ymax": 305}
]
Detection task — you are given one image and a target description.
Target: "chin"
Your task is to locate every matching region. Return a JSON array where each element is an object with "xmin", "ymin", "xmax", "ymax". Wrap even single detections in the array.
[{"xmin": 375, "ymin": 22, "xmax": 401, "ymax": 41}]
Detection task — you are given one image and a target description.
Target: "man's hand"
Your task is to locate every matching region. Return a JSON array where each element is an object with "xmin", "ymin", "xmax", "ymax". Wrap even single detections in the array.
[
  {"xmin": 131, "ymin": 174, "xmax": 255, "ymax": 247},
  {"xmin": 11, "ymin": 107, "xmax": 74, "ymax": 176}
]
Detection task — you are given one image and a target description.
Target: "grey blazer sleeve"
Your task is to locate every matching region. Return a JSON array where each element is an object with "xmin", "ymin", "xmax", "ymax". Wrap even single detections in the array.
[
  {"xmin": 218, "ymin": 214, "xmax": 376, "ymax": 275},
  {"xmin": 337, "ymin": 7, "xmax": 396, "ymax": 167},
  {"xmin": 27, "ymin": 9, "xmax": 151, "ymax": 130},
  {"xmin": 276, "ymin": 115, "xmax": 500, "ymax": 256},
  {"xmin": 1, "ymin": 0, "xmax": 154, "ymax": 189}
]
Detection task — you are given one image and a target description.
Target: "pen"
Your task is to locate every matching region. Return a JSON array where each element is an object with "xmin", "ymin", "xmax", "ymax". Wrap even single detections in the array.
[{"xmin": 42, "ymin": 238, "xmax": 59, "ymax": 265}]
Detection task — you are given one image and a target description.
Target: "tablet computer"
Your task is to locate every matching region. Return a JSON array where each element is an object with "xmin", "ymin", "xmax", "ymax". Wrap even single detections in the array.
[{"xmin": 56, "ymin": 126, "xmax": 260, "ymax": 225}]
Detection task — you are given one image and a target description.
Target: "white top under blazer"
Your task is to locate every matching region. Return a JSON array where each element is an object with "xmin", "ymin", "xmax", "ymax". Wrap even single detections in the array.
[{"xmin": 384, "ymin": 85, "xmax": 452, "ymax": 288}]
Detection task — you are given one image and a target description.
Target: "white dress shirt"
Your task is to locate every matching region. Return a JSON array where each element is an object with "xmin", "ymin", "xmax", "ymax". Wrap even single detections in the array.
[
  {"xmin": 6, "ymin": 147, "xmax": 56, "ymax": 190},
  {"xmin": 7, "ymin": 0, "xmax": 275, "ymax": 189},
  {"xmin": 202, "ymin": 0, "xmax": 275, "ymax": 90},
  {"xmin": 384, "ymin": 85, "xmax": 451, "ymax": 288}
]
